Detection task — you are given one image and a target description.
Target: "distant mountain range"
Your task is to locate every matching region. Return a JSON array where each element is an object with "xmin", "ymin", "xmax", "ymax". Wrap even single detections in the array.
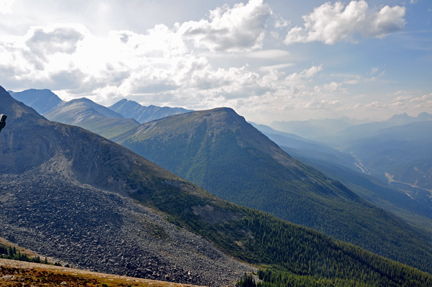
[
  {"xmin": 44, "ymin": 97, "xmax": 140, "ymax": 139},
  {"xmin": 270, "ymin": 116, "xmax": 369, "ymax": 140},
  {"xmin": 254, "ymin": 120, "xmax": 432, "ymax": 232},
  {"xmin": 8, "ymin": 89, "xmax": 191, "ymax": 139},
  {"xmin": 342, "ymin": 121, "xmax": 432, "ymax": 191},
  {"xmin": 323, "ymin": 112, "xmax": 432, "ymax": 146},
  {"xmin": 3, "ymin": 86, "xmax": 432, "ymax": 285},
  {"xmin": 110, "ymin": 99, "xmax": 192, "ymax": 124}
]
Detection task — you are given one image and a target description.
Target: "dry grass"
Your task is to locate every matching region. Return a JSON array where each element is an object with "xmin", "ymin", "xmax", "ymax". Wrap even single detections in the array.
[{"xmin": 0, "ymin": 259, "xmax": 207, "ymax": 287}]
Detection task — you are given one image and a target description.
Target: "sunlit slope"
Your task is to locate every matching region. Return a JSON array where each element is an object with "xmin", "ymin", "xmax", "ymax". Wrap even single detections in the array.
[
  {"xmin": 44, "ymin": 97, "xmax": 140, "ymax": 138},
  {"xmin": 113, "ymin": 107, "xmax": 432, "ymax": 272}
]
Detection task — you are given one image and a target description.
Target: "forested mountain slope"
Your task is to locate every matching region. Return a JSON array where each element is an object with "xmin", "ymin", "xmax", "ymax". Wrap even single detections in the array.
[{"xmin": 112, "ymin": 108, "xmax": 432, "ymax": 272}]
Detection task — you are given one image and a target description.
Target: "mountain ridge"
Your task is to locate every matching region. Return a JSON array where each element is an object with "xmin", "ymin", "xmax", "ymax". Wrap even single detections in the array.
[
  {"xmin": 9, "ymin": 89, "xmax": 63, "ymax": 115},
  {"xmin": 109, "ymin": 99, "xmax": 192, "ymax": 124},
  {"xmin": 111, "ymin": 106, "xmax": 432, "ymax": 273}
]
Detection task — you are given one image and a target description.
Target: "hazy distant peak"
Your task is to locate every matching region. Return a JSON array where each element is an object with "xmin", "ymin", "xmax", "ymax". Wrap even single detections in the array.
[
  {"xmin": 0, "ymin": 86, "xmax": 45, "ymax": 122},
  {"xmin": 109, "ymin": 99, "xmax": 192, "ymax": 124},
  {"xmin": 417, "ymin": 112, "xmax": 432, "ymax": 121},
  {"xmin": 387, "ymin": 112, "xmax": 432, "ymax": 124},
  {"xmin": 9, "ymin": 88, "xmax": 63, "ymax": 115}
]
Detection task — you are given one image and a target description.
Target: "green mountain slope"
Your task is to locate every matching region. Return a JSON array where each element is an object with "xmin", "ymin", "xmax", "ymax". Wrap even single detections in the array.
[
  {"xmin": 112, "ymin": 107, "xmax": 432, "ymax": 273},
  {"xmin": 1, "ymin": 86, "xmax": 432, "ymax": 286}
]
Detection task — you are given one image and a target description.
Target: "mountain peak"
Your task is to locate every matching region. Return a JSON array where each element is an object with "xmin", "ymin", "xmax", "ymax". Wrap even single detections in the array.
[
  {"xmin": 417, "ymin": 112, "xmax": 432, "ymax": 121},
  {"xmin": 9, "ymin": 89, "xmax": 63, "ymax": 115},
  {"xmin": 0, "ymin": 86, "xmax": 45, "ymax": 122}
]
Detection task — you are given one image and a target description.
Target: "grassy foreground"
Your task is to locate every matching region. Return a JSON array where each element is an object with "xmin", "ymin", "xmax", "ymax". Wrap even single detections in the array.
[{"xmin": 0, "ymin": 259, "xmax": 205, "ymax": 287}]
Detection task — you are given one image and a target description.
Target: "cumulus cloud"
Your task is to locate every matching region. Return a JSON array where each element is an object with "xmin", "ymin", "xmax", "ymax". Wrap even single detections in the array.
[
  {"xmin": 284, "ymin": 0, "xmax": 406, "ymax": 45},
  {"xmin": 286, "ymin": 65, "xmax": 323, "ymax": 82},
  {"xmin": 410, "ymin": 93, "xmax": 432, "ymax": 109},
  {"xmin": 365, "ymin": 101, "xmax": 388, "ymax": 109},
  {"xmin": 303, "ymin": 99, "xmax": 342, "ymax": 110},
  {"xmin": 315, "ymin": 81, "xmax": 343, "ymax": 93},
  {"xmin": 179, "ymin": 0, "xmax": 272, "ymax": 52},
  {"xmin": 25, "ymin": 25, "xmax": 86, "ymax": 61},
  {"xmin": 0, "ymin": 1, "xmax": 379, "ymax": 121}
]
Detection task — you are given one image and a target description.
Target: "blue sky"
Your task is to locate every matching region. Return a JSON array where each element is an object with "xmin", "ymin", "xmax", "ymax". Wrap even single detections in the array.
[{"xmin": 0, "ymin": 0, "xmax": 431, "ymax": 124}]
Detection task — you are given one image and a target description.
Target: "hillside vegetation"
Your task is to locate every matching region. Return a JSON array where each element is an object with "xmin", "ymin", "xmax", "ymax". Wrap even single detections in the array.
[{"xmin": 113, "ymin": 108, "xmax": 432, "ymax": 273}]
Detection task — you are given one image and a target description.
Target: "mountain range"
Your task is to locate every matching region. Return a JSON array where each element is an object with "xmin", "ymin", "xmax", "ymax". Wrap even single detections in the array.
[
  {"xmin": 341, "ymin": 121, "xmax": 432, "ymax": 192},
  {"xmin": 43, "ymin": 97, "xmax": 140, "ymax": 139},
  {"xmin": 8, "ymin": 89, "xmax": 191, "ymax": 138},
  {"xmin": 3, "ymin": 86, "xmax": 432, "ymax": 285},
  {"xmin": 270, "ymin": 117, "xmax": 369, "ymax": 140},
  {"xmin": 109, "ymin": 99, "xmax": 192, "ymax": 124},
  {"xmin": 251, "ymin": 123, "xmax": 432, "ymax": 230},
  {"xmin": 111, "ymin": 107, "xmax": 432, "ymax": 273}
]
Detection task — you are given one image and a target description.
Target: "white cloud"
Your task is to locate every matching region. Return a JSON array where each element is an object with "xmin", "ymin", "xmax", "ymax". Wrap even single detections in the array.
[
  {"xmin": 178, "ymin": 0, "xmax": 272, "ymax": 52},
  {"xmin": 284, "ymin": 0, "xmax": 406, "ymax": 45},
  {"xmin": 274, "ymin": 15, "xmax": 290, "ymax": 28},
  {"xmin": 410, "ymin": 93, "xmax": 432, "ymax": 109},
  {"xmin": 25, "ymin": 25, "xmax": 86, "ymax": 61},
  {"xmin": 245, "ymin": 49, "xmax": 290, "ymax": 59},
  {"xmin": 286, "ymin": 65, "xmax": 323, "ymax": 82},
  {"xmin": 365, "ymin": 101, "xmax": 388, "ymax": 109},
  {"xmin": 302, "ymin": 99, "xmax": 342, "ymax": 110},
  {"xmin": 0, "ymin": 0, "xmax": 14, "ymax": 14},
  {"xmin": 259, "ymin": 63, "xmax": 294, "ymax": 72}
]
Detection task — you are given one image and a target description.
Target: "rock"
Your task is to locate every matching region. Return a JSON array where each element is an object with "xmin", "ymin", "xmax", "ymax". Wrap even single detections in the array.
[{"xmin": 1, "ymin": 275, "xmax": 16, "ymax": 280}]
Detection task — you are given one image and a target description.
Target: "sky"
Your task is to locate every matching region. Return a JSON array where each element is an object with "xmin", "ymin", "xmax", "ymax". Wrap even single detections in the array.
[{"xmin": 0, "ymin": 0, "xmax": 431, "ymax": 124}]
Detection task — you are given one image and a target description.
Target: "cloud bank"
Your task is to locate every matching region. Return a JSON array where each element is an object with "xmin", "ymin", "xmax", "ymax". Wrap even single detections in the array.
[{"xmin": 0, "ymin": 0, "xmax": 424, "ymax": 122}]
